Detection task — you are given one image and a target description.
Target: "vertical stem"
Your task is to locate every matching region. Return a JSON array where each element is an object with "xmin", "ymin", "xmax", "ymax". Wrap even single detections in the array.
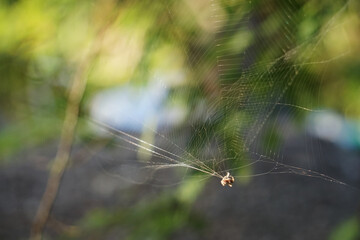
[
  {"xmin": 30, "ymin": 2, "xmax": 120, "ymax": 238},
  {"xmin": 30, "ymin": 54, "xmax": 90, "ymax": 240}
]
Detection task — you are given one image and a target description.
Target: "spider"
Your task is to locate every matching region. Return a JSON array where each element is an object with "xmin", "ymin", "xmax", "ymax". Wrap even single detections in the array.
[{"xmin": 221, "ymin": 172, "xmax": 235, "ymax": 187}]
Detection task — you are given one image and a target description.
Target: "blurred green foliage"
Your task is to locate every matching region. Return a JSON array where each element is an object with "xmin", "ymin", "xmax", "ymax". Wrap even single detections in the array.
[
  {"xmin": 61, "ymin": 178, "xmax": 205, "ymax": 240},
  {"xmin": 330, "ymin": 217, "xmax": 360, "ymax": 240},
  {"xmin": 0, "ymin": 0, "xmax": 359, "ymax": 160}
]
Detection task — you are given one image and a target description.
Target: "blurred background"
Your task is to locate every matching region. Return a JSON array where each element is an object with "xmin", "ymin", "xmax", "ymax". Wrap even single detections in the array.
[{"xmin": 0, "ymin": 0, "xmax": 360, "ymax": 239}]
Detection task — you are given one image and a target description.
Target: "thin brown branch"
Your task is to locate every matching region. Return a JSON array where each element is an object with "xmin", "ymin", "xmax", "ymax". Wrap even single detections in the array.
[
  {"xmin": 30, "ymin": 54, "xmax": 89, "ymax": 240},
  {"xmin": 29, "ymin": 13, "xmax": 115, "ymax": 240}
]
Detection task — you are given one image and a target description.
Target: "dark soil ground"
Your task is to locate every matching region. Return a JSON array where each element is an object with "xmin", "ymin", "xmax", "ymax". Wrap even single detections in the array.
[{"xmin": 0, "ymin": 133, "xmax": 359, "ymax": 240}]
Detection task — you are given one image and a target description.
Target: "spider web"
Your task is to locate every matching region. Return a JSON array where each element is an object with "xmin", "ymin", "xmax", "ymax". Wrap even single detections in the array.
[{"xmin": 81, "ymin": 0, "xmax": 355, "ymax": 188}]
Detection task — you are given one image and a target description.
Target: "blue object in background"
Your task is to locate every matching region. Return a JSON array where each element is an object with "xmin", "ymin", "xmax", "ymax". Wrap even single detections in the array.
[{"xmin": 90, "ymin": 79, "xmax": 186, "ymax": 133}]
